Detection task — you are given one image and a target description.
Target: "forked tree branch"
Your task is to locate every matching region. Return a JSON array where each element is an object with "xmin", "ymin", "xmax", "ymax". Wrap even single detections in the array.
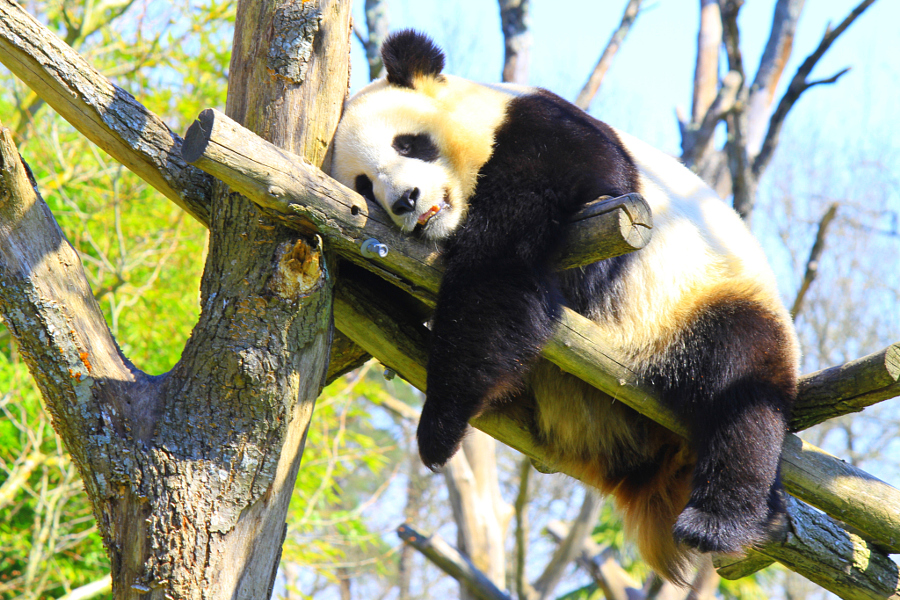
[
  {"xmin": 752, "ymin": 0, "xmax": 877, "ymax": 178},
  {"xmin": 574, "ymin": 0, "xmax": 643, "ymax": 110},
  {"xmin": 681, "ymin": 70, "xmax": 742, "ymax": 169}
]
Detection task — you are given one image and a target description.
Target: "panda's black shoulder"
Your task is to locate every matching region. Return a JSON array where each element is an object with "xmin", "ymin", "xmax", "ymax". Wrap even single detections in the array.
[{"xmin": 481, "ymin": 88, "xmax": 640, "ymax": 202}]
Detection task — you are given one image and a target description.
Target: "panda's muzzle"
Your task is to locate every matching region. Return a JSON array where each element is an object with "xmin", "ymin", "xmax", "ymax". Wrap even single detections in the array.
[
  {"xmin": 391, "ymin": 188, "xmax": 420, "ymax": 215},
  {"xmin": 416, "ymin": 189, "xmax": 451, "ymax": 227}
]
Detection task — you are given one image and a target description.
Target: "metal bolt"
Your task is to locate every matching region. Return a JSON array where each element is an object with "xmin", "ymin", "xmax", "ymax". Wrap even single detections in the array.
[
  {"xmin": 383, "ymin": 368, "xmax": 397, "ymax": 381},
  {"xmin": 361, "ymin": 238, "xmax": 389, "ymax": 258}
]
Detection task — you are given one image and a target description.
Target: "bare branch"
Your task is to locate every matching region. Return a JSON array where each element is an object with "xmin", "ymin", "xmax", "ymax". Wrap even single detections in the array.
[
  {"xmin": 685, "ymin": 558, "xmax": 719, "ymax": 600},
  {"xmin": 361, "ymin": 0, "xmax": 389, "ymax": 80},
  {"xmin": 0, "ymin": 451, "xmax": 56, "ymax": 510},
  {"xmin": 691, "ymin": 0, "xmax": 723, "ymax": 124},
  {"xmin": 574, "ymin": 0, "xmax": 643, "ymax": 110},
  {"xmin": 498, "ymin": 0, "xmax": 532, "ymax": 84},
  {"xmin": 719, "ymin": 0, "xmax": 746, "ymax": 80},
  {"xmin": 752, "ymin": 0, "xmax": 877, "ymax": 179},
  {"xmin": 545, "ymin": 520, "xmax": 643, "ymax": 600},
  {"xmin": 718, "ymin": 0, "xmax": 759, "ymax": 222},
  {"xmin": 533, "ymin": 493, "xmax": 603, "ymax": 599},
  {"xmin": 56, "ymin": 575, "xmax": 112, "ymax": 600},
  {"xmin": 745, "ymin": 0, "xmax": 806, "ymax": 154},
  {"xmin": 397, "ymin": 524, "xmax": 511, "ymax": 600},
  {"xmin": 514, "ymin": 459, "xmax": 537, "ymax": 600},
  {"xmin": 0, "ymin": 0, "xmax": 213, "ymax": 225},
  {"xmin": 791, "ymin": 202, "xmax": 839, "ymax": 318},
  {"xmin": 444, "ymin": 432, "xmax": 510, "ymax": 592}
]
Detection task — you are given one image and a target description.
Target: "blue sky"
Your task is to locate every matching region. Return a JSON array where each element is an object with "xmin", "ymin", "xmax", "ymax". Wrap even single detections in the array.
[{"xmin": 349, "ymin": 0, "xmax": 899, "ymax": 156}]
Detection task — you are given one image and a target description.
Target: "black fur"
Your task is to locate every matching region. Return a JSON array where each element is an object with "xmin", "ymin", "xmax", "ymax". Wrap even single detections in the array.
[
  {"xmin": 643, "ymin": 299, "xmax": 794, "ymax": 551},
  {"xmin": 392, "ymin": 134, "xmax": 440, "ymax": 162},
  {"xmin": 381, "ymin": 29, "xmax": 446, "ymax": 88},
  {"xmin": 417, "ymin": 90, "xmax": 640, "ymax": 469}
]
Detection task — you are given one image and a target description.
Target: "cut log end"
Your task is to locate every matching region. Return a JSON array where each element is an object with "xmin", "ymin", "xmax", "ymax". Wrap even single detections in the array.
[{"xmin": 181, "ymin": 108, "xmax": 217, "ymax": 164}]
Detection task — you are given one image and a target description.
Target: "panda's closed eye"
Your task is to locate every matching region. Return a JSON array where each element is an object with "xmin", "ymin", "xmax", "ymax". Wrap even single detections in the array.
[
  {"xmin": 392, "ymin": 134, "xmax": 439, "ymax": 162},
  {"xmin": 355, "ymin": 174, "xmax": 377, "ymax": 203}
]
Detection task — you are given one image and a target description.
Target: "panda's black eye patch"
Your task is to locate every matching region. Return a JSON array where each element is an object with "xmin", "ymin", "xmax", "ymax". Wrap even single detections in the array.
[
  {"xmin": 355, "ymin": 174, "xmax": 377, "ymax": 203},
  {"xmin": 392, "ymin": 134, "xmax": 439, "ymax": 162}
]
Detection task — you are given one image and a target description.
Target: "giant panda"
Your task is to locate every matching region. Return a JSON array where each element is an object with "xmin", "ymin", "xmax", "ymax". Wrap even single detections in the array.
[{"xmin": 331, "ymin": 30, "xmax": 800, "ymax": 582}]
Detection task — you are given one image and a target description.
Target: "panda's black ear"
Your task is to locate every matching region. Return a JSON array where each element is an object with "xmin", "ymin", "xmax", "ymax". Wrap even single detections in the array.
[{"xmin": 381, "ymin": 29, "xmax": 445, "ymax": 89}]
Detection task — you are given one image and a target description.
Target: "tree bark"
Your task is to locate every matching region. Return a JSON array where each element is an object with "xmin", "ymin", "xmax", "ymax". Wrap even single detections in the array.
[
  {"xmin": 0, "ymin": 0, "xmax": 352, "ymax": 597},
  {"xmin": 444, "ymin": 433, "xmax": 513, "ymax": 598},
  {"xmin": 498, "ymin": 0, "xmax": 531, "ymax": 85}
]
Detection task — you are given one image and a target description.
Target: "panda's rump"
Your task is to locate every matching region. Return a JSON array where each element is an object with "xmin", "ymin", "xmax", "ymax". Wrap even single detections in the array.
[
  {"xmin": 528, "ymin": 360, "xmax": 689, "ymax": 492},
  {"xmin": 529, "ymin": 359, "xmax": 697, "ymax": 581}
]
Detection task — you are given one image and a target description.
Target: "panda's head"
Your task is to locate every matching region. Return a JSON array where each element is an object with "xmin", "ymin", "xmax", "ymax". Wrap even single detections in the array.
[{"xmin": 331, "ymin": 30, "xmax": 510, "ymax": 240}]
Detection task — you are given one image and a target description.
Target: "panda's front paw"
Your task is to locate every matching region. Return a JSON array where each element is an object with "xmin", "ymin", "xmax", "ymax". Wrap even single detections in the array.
[{"xmin": 416, "ymin": 404, "xmax": 468, "ymax": 471}]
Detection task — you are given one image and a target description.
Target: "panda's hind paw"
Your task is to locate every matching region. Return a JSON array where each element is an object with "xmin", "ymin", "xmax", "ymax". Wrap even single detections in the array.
[{"xmin": 673, "ymin": 505, "xmax": 759, "ymax": 554}]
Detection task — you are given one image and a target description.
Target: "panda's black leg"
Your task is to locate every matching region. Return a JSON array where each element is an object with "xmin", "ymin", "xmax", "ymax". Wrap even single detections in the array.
[{"xmin": 673, "ymin": 380, "xmax": 790, "ymax": 553}]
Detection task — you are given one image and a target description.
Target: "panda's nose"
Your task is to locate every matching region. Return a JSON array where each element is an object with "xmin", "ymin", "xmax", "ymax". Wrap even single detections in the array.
[{"xmin": 391, "ymin": 188, "xmax": 420, "ymax": 215}]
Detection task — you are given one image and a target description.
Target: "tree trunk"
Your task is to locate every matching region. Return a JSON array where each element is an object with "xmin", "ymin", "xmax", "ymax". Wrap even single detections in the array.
[{"xmin": 0, "ymin": 0, "xmax": 351, "ymax": 598}]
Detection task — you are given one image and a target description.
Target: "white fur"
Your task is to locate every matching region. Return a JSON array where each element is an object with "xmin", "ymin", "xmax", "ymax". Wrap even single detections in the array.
[{"xmin": 332, "ymin": 77, "xmax": 510, "ymax": 240}]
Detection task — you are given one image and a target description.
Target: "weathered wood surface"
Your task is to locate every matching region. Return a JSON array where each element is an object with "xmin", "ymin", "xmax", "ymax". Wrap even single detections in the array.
[
  {"xmin": 757, "ymin": 497, "xmax": 900, "ymax": 600},
  {"xmin": 1, "ymin": 1, "xmax": 350, "ymax": 598},
  {"xmin": 181, "ymin": 107, "xmax": 653, "ymax": 303},
  {"xmin": 793, "ymin": 342, "xmax": 900, "ymax": 431},
  {"xmin": 0, "ymin": 0, "xmax": 212, "ymax": 225},
  {"xmin": 0, "ymin": 0, "xmax": 371, "ymax": 398},
  {"xmin": 3, "ymin": 0, "xmax": 895, "ymax": 589},
  {"xmin": 397, "ymin": 524, "xmax": 511, "ymax": 600}
]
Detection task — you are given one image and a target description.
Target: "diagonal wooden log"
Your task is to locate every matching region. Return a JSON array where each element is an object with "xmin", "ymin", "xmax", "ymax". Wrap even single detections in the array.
[
  {"xmin": 181, "ymin": 107, "xmax": 900, "ymax": 560},
  {"xmin": 0, "ymin": 0, "xmax": 212, "ymax": 225}
]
